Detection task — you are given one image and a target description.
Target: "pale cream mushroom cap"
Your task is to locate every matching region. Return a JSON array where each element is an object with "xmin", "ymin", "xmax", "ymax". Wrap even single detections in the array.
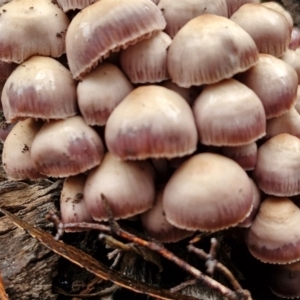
[
  {"xmin": 84, "ymin": 152, "xmax": 155, "ymax": 221},
  {"xmin": 120, "ymin": 31, "xmax": 172, "ymax": 84},
  {"xmin": 0, "ymin": 0, "xmax": 69, "ymax": 63},
  {"xmin": 162, "ymin": 153, "xmax": 253, "ymax": 231},
  {"xmin": 237, "ymin": 54, "xmax": 298, "ymax": 119},
  {"xmin": 105, "ymin": 85, "xmax": 197, "ymax": 160},
  {"xmin": 230, "ymin": 4, "xmax": 291, "ymax": 57},
  {"xmin": 31, "ymin": 116, "xmax": 104, "ymax": 177},
  {"xmin": 2, "ymin": 56, "xmax": 77, "ymax": 123},
  {"xmin": 225, "ymin": 0, "xmax": 260, "ymax": 17},
  {"xmin": 66, "ymin": 0, "xmax": 166, "ymax": 79},
  {"xmin": 77, "ymin": 63, "xmax": 133, "ymax": 126},
  {"xmin": 245, "ymin": 197, "xmax": 300, "ymax": 264},
  {"xmin": 2, "ymin": 118, "xmax": 44, "ymax": 180},
  {"xmin": 157, "ymin": 0, "xmax": 228, "ymax": 38},
  {"xmin": 253, "ymin": 133, "xmax": 300, "ymax": 197},
  {"xmin": 167, "ymin": 14, "xmax": 258, "ymax": 87},
  {"xmin": 193, "ymin": 78, "xmax": 266, "ymax": 146},
  {"xmin": 281, "ymin": 49, "xmax": 300, "ymax": 84}
]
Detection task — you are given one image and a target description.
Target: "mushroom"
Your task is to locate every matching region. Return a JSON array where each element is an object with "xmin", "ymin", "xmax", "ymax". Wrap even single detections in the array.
[
  {"xmin": 2, "ymin": 56, "xmax": 77, "ymax": 123},
  {"xmin": 289, "ymin": 26, "xmax": 300, "ymax": 50},
  {"xmin": 120, "ymin": 31, "xmax": 172, "ymax": 84},
  {"xmin": 60, "ymin": 174, "xmax": 93, "ymax": 231},
  {"xmin": 157, "ymin": 0, "xmax": 228, "ymax": 38},
  {"xmin": 224, "ymin": 0, "xmax": 260, "ymax": 17},
  {"xmin": 77, "ymin": 62, "xmax": 133, "ymax": 126},
  {"xmin": 140, "ymin": 186, "xmax": 193, "ymax": 243},
  {"xmin": 0, "ymin": 0, "xmax": 69, "ymax": 63},
  {"xmin": 167, "ymin": 14, "xmax": 258, "ymax": 87},
  {"xmin": 192, "ymin": 78, "xmax": 266, "ymax": 146},
  {"xmin": 253, "ymin": 133, "xmax": 300, "ymax": 197},
  {"xmin": 230, "ymin": 4, "xmax": 291, "ymax": 57},
  {"xmin": 105, "ymin": 85, "xmax": 198, "ymax": 160},
  {"xmin": 162, "ymin": 153, "xmax": 253, "ymax": 232},
  {"xmin": 245, "ymin": 196, "xmax": 300, "ymax": 264},
  {"xmin": 236, "ymin": 53, "xmax": 298, "ymax": 119},
  {"xmin": 281, "ymin": 49, "xmax": 300, "ymax": 84},
  {"xmin": 84, "ymin": 152, "xmax": 155, "ymax": 221},
  {"xmin": 31, "ymin": 116, "xmax": 104, "ymax": 177},
  {"xmin": 2, "ymin": 118, "xmax": 45, "ymax": 180},
  {"xmin": 66, "ymin": 0, "xmax": 166, "ymax": 79},
  {"xmin": 56, "ymin": 0, "xmax": 100, "ymax": 12}
]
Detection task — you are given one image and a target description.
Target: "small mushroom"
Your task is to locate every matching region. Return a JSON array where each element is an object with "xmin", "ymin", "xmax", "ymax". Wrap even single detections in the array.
[
  {"xmin": 31, "ymin": 116, "xmax": 104, "ymax": 177},
  {"xmin": 224, "ymin": 0, "xmax": 260, "ymax": 17},
  {"xmin": 162, "ymin": 153, "xmax": 253, "ymax": 232},
  {"xmin": 105, "ymin": 85, "xmax": 198, "ymax": 160},
  {"xmin": 193, "ymin": 78, "xmax": 266, "ymax": 146},
  {"xmin": 2, "ymin": 56, "xmax": 77, "ymax": 123},
  {"xmin": 230, "ymin": 4, "xmax": 291, "ymax": 57},
  {"xmin": 77, "ymin": 62, "xmax": 133, "ymax": 126},
  {"xmin": 66, "ymin": 0, "xmax": 166, "ymax": 79},
  {"xmin": 60, "ymin": 174, "xmax": 93, "ymax": 231},
  {"xmin": 84, "ymin": 152, "xmax": 155, "ymax": 221},
  {"xmin": 167, "ymin": 14, "xmax": 258, "ymax": 87},
  {"xmin": 0, "ymin": 0, "xmax": 69, "ymax": 63},
  {"xmin": 253, "ymin": 133, "xmax": 300, "ymax": 197},
  {"xmin": 2, "ymin": 118, "xmax": 45, "ymax": 180},
  {"xmin": 245, "ymin": 197, "xmax": 300, "ymax": 264}
]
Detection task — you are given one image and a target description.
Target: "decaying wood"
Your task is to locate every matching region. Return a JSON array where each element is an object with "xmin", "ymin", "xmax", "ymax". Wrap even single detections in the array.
[{"xmin": 0, "ymin": 176, "xmax": 62, "ymax": 300}]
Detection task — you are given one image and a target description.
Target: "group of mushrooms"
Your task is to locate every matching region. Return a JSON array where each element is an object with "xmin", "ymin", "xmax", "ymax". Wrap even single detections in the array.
[{"xmin": 1, "ymin": 0, "xmax": 300, "ymax": 298}]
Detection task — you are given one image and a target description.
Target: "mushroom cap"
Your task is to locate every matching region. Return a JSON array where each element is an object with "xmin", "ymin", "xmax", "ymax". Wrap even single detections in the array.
[
  {"xmin": 266, "ymin": 107, "xmax": 300, "ymax": 140},
  {"xmin": 230, "ymin": 4, "xmax": 291, "ymax": 57},
  {"xmin": 236, "ymin": 54, "xmax": 298, "ymax": 119},
  {"xmin": 270, "ymin": 260, "xmax": 300, "ymax": 298},
  {"xmin": 84, "ymin": 152, "xmax": 155, "ymax": 221},
  {"xmin": 225, "ymin": 0, "xmax": 260, "ymax": 17},
  {"xmin": 1, "ymin": 56, "xmax": 77, "ymax": 123},
  {"xmin": 0, "ymin": 0, "xmax": 69, "ymax": 63},
  {"xmin": 56, "ymin": 0, "xmax": 100, "ymax": 12},
  {"xmin": 31, "ymin": 116, "xmax": 104, "ymax": 177},
  {"xmin": 289, "ymin": 27, "xmax": 300, "ymax": 50},
  {"xmin": 66, "ymin": 0, "xmax": 166, "ymax": 79},
  {"xmin": 253, "ymin": 133, "xmax": 300, "ymax": 197},
  {"xmin": 245, "ymin": 197, "xmax": 300, "ymax": 264},
  {"xmin": 120, "ymin": 31, "xmax": 172, "ymax": 84},
  {"xmin": 193, "ymin": 78, "xmax": 266, "ymax": 146},
  {"xmin": 281, "ymin": 49, "xmax": 300, "ymax": 84},
  {"xmin": 167, "ymin": 14, "xmax": 258, "ymax": 87},
  {"xmin": 105, "ymin": 85, "xmax": 198, "ymax": 160},
  {"xmin": 157, "ymin": 0, "xmax": 228, "ymax": 38},
  {"xmin": 140, "ymin": 187, "xmax": 193, "ymax": 243},
  {"xmin": 2, "ymin": 118, "xmax": 45, "ymax": 180},
  {"xmin": 221, "ymin": 142, "xmax": 257, "ymax": 171},
  {"xmin": 162, "ymin": 153, "xmax": 253, "ymax": 232},
  {"xmin": 77, "ymin": 62, "xmax": 133, "ymax": 126},
  {"xmin": 60, "ymin": 174, "xmax": 93, "ymax": 231}
]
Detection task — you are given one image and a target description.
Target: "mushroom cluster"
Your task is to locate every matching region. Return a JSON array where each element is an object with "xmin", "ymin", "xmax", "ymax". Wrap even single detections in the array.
[{"xmin": 1, "ymin": 0, "xmax": 300, "ymax": 298}]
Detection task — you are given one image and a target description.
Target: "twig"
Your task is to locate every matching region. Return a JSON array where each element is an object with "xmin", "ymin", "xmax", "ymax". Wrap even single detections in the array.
[{"xmin": 170, "ymin": 279, "xmax": 198, "ymax": 293}]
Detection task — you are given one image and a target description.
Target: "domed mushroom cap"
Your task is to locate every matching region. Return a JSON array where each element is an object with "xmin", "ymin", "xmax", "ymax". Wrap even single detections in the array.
[
  {"xmin": 167, "ymin": 14, "xmax": 258, "ymax": 88},
  {"xmin": 253, "ymin": 133, "xmax": 300, "ymax": 197},
  {"xmin": 105, "ymin": 85, "xmax": 198, "ymax": 160},
  {"xmin": 2, "ymin": 118, "xmax": 44, "ymax": 180},
  {"xmin": 2, "ymin": 56, "xmax": 77, "ymax": 123},
  {"xmin": 245, "ymin": 197, "xmax": 300, "ymax": 264},
  {"xmin": 0, "ymin": 0, "xmax": 69, "ymax": 63},
  {"xmin": 221, "ymin": 142, "xmax": 257, "ymax": 171},
  {"xmin": 140, "ymin": 186, "xmax": 193, "ymax": 243},
  {"xmin": 120, "ymin": 31, "xmax": 172, "ymax": 84},
  {"xmin": 66, "ymin": 0, "xmax": 166, "ymax": 80},
  {"xmin": 237, "ymin": 54, "xmax": 298, "ymax": 119},
  {"xmin": 157, "ymin": 0, "xmax": 228, "ymax": 38},
  {"xmin": 162, "ymin": 153, "xmax": 253, "ymax": 232},
  {"xmin": 281, "ymin": 49, "xmax": 300, "ymax": 84},
  {"xmin": 225, "ymin": 0, "xmax": 260, "ymax": 17},
  {"xmin": 230, "ymin": 4, "xmax": 291, "ymax": 57},
  {"xmin": 84, "ymin": 152, "xmax": 155, "ymax": 221},
  {"xmin": 77, "ymin": 62, "xmax": 133, "ymax": 126},
  {"xmin": 193, "ymin": 78, "xmax": 266, "ymax": 146},
  {"xmin": 270, "ymin": 260, "xmax": 300, "ymax": 298},
  {"xmin": 31, "ymin": 116, "xmax": 104, "ymax": 177},
  {"xmin": 60, "ymin": 174, "xmax": 93, "ymax": 231},
  {"xmin": 289, "ymin": 27, "xmax": 300, "ymax": 50},
  {"xmin": 56, "ymin": 0, "xmax": 100, "ymax": 12}
]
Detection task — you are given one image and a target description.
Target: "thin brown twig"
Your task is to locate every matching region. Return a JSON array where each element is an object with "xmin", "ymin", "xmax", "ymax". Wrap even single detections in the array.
[{"xmin": 170, "ymin": 279, "xmax": 198, "ymax": 293}]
